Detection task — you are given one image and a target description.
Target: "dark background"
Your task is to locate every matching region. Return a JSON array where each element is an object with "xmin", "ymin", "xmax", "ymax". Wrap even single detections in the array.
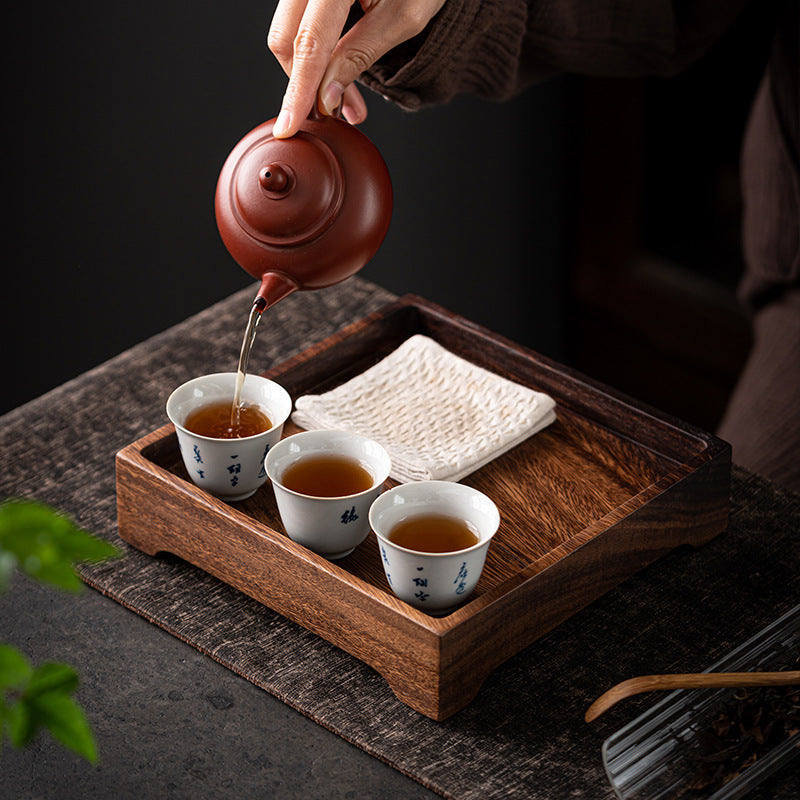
[
  {"xmin": 6, "ymin": 2, "xmax": 773, "ymax": 422},
  {"xmin": 5, "ymin": 2, "xmax": 570, "ymax": 416}
]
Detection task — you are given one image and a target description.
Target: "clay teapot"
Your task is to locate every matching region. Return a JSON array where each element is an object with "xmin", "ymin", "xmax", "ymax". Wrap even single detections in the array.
[{"xmin": 215, "ymin": 108, "xmax": 393, "ymax": 310}]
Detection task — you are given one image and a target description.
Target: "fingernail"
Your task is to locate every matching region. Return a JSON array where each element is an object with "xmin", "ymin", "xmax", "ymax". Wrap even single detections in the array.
[
  {"xmin": 273, "ymin": 109, "xmax": 291, "ymax": 138},
  {"xmin": 343, "ymin": 103, "xmax": 366, "ymax": 125},
  {"xmin": 320, "ymin": 81, "xmax": 344, "ymax": 116}
]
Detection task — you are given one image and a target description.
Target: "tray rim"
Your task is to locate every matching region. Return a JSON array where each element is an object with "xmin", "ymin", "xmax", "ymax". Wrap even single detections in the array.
[
  {"xmin": 116, "ymin": 294, "xmax": 731, "ymax": 718},
  {"xmin": 119, "ymin": 294, "xmax": 726, "ymax": 633}
]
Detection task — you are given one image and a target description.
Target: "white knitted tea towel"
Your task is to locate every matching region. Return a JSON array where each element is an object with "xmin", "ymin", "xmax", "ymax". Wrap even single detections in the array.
[{"xmin": 291, "ymin": 334, "xmax": 556, "ymax": 483}]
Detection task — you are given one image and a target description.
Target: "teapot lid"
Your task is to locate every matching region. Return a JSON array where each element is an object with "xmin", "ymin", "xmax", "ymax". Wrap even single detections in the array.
[
  {"xmin": 226, "ymin": 130, "xmax": 344, "ymax": 247},
  {"xmin": 215, "ymin": 111, "xmax": 392, "ymax": 295}
]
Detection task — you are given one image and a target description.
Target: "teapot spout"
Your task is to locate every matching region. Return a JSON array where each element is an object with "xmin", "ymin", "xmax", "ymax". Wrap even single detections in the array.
[{"xmin": 253, "ymin": 272, "xmax": 299, "ymax": 311}]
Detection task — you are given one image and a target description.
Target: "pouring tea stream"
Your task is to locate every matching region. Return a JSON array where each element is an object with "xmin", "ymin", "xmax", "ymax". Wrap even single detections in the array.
[{"xmin": 214, "ymin": 108, "xmax": 393, "ymax": 420}]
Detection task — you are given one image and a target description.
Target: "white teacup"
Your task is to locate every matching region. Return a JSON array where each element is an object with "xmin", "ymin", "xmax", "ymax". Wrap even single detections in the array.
[
  {"xmin": 369, "ymin": 481, "xmax": 500, "ymax": 615},
  {"xmin": 266, "ymin": 430, "xmax": 391, "ymax": 560},
  {"xmin": 167, "ymin": 373, "xmax": 292, "ymax": 501}
]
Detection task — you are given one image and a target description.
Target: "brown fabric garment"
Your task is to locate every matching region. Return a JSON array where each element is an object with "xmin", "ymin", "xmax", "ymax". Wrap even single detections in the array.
[
  {"xmin": 361, "ymin": 0, "xmax": 750, "ymax": 107},
  {"xmin": 738, "ymin": 7, "xmax": 800, "ymax": 309},
  {"xmin": 722, "ymin": 0, "xmax": 800, "ymax": 491},
  {"xmin": 362, "ymin": 0, "xmax": 800, "ymax": 492},
  {"xmin": 718, "ymin": 289, "xmax": 800, "ymax": 490}
]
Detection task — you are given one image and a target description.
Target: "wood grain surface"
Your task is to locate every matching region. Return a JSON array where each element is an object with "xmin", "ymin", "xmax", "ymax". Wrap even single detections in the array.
[{"xmin": 116, "ymin": 295, "xmax": 731, "ymax": 719}]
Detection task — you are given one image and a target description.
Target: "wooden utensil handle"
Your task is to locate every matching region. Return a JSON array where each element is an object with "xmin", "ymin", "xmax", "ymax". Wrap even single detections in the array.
[{"xmin": 585, "ymin": 670, "xmax": 800, "ymax": 722}]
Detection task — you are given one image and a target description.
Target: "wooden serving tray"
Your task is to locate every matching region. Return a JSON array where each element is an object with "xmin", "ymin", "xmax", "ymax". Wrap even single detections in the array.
[{"xmin": 116, "ymin": 295, "xmax": 731, "ymax": 720}]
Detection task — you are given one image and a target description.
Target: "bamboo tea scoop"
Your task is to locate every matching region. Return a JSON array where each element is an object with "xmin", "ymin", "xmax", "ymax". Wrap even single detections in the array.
[{"xmin": 585, "ymin": 670, "xmax": 800, "ymax": 722}]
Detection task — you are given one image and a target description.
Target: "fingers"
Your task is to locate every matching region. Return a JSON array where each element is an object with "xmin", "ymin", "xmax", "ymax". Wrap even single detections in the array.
[
  {"xmin": 318, "ymin": 0, "xmax": 446, "ymax": 114},
  {"xmin": 269, "ymin": 0, "xmax": 353, "ymax": 138},
  {"xmin": 267, "ymin": 0, "xmax": 445, "ymax": 138},
  {"xmin": 267, "ymin": 0, "xmax": 307, "ymax": 77},
  {"xmin": 341, "ymin": 82, "xmax": 367, "ymax": 125},
  {"xmin": 319, "ymin": 79, "xmax": 367, "ymax": 124}
]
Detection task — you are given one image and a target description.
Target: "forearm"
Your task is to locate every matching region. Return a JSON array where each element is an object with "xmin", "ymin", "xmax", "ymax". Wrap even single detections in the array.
[{"xmin": 361, "ymin": 0, "xmax": 751, "ymax": 109}]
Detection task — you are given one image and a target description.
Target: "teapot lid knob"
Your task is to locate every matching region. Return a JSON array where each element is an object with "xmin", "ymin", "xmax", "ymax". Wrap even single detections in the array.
[{"xmin": 259, "ymin": 164, "xmax": 291, "ymax": 194}]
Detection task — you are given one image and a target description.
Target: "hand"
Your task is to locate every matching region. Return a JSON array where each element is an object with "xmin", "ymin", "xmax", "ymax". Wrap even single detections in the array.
[{"xmin": 268, "ymin": 0, "xmax": 445, "ymax": 138}]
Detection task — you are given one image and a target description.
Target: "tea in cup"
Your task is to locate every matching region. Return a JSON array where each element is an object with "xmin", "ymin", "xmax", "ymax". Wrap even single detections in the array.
[
  {"xmin": 266, "ymin": 430, "xmax": 391, "ymax": 559},
  {"xmin": 167, "ymin": 373, "xmax": 292, "ymax": 501},
  {"xmin": 369, "ymin": 481, "xmax": 500, "ymax": 615}
]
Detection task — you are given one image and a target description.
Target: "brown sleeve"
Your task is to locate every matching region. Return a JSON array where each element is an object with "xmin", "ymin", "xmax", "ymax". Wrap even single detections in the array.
[{"xmin": 360, "ymin": 0, "xmax": 750, "ymax": 110}]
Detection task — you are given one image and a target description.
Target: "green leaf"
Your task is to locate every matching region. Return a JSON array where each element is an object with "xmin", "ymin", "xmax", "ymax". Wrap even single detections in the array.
[
  {"xmin": 0, "ymin": 498, "xmax": 121, "ymax": 592},
  {"xmin": 30, "ymin": 560, "xmax": 85, "ymax": 594},
  {"xmin": 26, "ymin": 662, "xmax": 79, "ymax": 697},
  {"xmin": 1, "ymin": 658, "xmax": 98, "ymax": 762},
  {"xmin": 0, "ymin": 645, "xmax": 32, "ymax": 690},
  {"xmin": 5, "ymin": 698, "xmax": 36, "ymax": 748},
  {"xmin": 58, "ymin": 526, "xmax": 121, "ymax": 563},
  {"xmin": 28, "ymin": 691, "xmax": 97, "ymax": 762}
]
